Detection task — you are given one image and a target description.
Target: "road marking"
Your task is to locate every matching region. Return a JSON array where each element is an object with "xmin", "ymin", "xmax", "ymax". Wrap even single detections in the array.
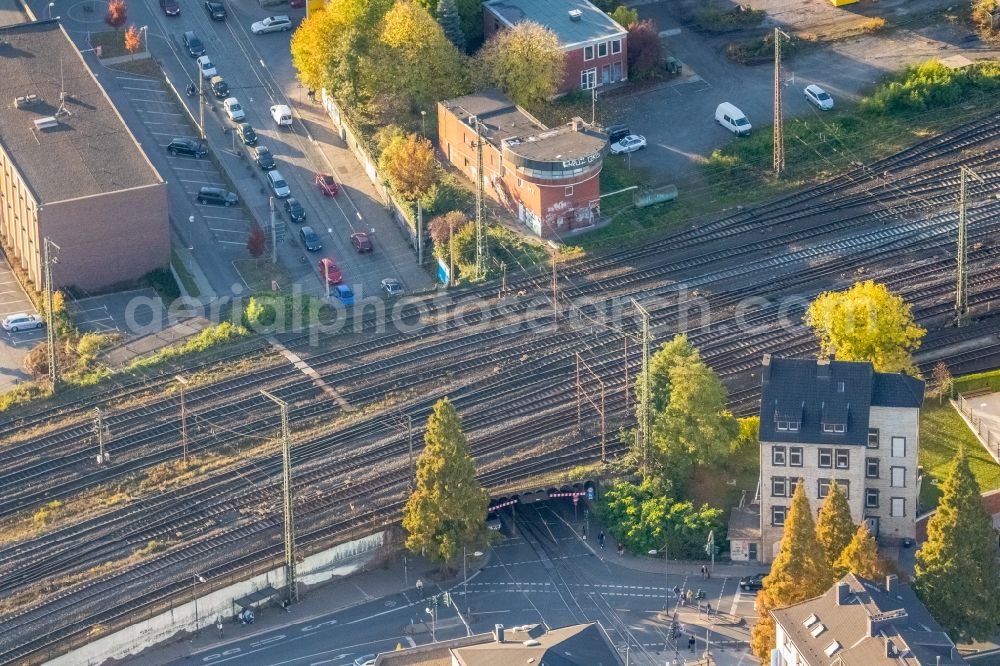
[
  {"xmin": 123, "ymin": 85, "xmax": 169, "ymax": 92},
  {"xmin": 116, "ymin": 76, "xmax": 160, "ymax": 83},
  {"xmin": 138, "ymin": 110, "xmax": 184, "ymax": 116}
]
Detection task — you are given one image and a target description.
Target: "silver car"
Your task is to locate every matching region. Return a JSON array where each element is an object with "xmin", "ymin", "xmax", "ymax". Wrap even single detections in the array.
[
  {"xmin": 267, "ymin": 170, "xmax": 291, "ymax": 198},
  {"xmin": 251, "ymin": 15, "xmax": 291, "ymax": 34},
  {"xmin": 2, "ymin": 313, "xmax": 44, "ymax": 332}
]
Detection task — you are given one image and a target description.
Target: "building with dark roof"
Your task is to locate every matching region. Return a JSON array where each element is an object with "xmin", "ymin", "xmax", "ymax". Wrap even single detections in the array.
[
  {"xmin": 437, "ymin": 89, "xmax": 607, "ymax": 239},
  {"xmin": 771, "ymin": 573, "xmax": 967, "ymax": 665},
  {"xmin": 483, "ymin": 0, "xmax": 628, "ymax": 93},
  {"xmin": 758, "ymin": 355, "xmax": 924, "ymax": 562},
  {"xmin": 0, "ymin": 20, "xmax": 168, "ymax": 292},
  {"xmin": 372, "ymin": 623, "xmax": 623, "ymax": 665}
]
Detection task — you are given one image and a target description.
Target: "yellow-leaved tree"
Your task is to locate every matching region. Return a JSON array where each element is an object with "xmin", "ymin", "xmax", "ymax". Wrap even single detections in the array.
[
  {"xmin": 477, "ymin": 21, "xmax": 565, "ymax": 107},
  {"xmin": 815, "ymin": 481, "xmax": 855, "ymax": 570}
]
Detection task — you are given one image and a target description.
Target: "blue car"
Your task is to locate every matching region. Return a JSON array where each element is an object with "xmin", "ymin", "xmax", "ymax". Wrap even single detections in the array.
[{"xmin": 334, "ymin": 284, "xmax": 354, "ymax": 306}]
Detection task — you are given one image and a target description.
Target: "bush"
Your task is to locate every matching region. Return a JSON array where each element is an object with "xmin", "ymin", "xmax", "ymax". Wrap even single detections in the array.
[
  {"xmin": 862, "ymin": 60, "xmax": 1000, "ymax": 115},
  {"xmin": 129, "ymin": 322, "xmax": 249, "ymax": 370},
  {"xmin": 0, "ymin": 382, "xmax": 49, "ymax": 413},
  {"xmin": 32, "ymin": 500, "xmax": 64, "ymax": 526},
  {"xmin": 726, "ymin": 31, "xmax": 816, "ymax": 65},
  {"xmin": 695, "ymin": 6, "xmax": 765, "ymax": 33},
  {"xmin": 143, "ymin": 267, "xmax": 180, "ymax": 300}
]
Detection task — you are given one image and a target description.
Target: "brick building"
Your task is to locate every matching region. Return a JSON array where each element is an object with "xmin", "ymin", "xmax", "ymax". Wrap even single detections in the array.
[
  {"xmin": 437, "ymin": 89, "xmax": 607, "ymax": 238},
  {"xmin": 0, "ymin": 20, "xmax": 168, "ymax": 292},
  {"xmin": 758, "ymin": 355, "xmax": 924, "ymax": 563},
  {"xmin": 483, "ymin": 0, "xmax": 628, "ymax": 93}
]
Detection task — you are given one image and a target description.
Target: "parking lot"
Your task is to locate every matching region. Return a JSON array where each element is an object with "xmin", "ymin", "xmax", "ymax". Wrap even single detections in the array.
[{"xmin": 0, "ymin": 256, "xmax": 40, "ymax": 391}]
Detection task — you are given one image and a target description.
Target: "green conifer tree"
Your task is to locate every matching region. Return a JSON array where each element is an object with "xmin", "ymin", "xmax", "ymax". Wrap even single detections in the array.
[
  {"xmin": 435, "ymin": 0, "xmax": 465, "ymax": 51},
  {"xmin": 402, "ymin": 397, "xmax": 488, "ymax": 572},
  {"xmin": 815, "ymin": 481, "xmax": 855, "ymax": 571},
  {"xmin": 751, "ymin": 482, "xmax": 832, "ymax": 661},
  {"xmin": 915, "ymin": 447, "xmax": 1000, "ymax": 641}
]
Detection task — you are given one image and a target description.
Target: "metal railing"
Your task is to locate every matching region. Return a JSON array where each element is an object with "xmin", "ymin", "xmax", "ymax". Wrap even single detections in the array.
[{"xmin": 958, "ymin": 392, "xmax": 1000, "ymax": 461}]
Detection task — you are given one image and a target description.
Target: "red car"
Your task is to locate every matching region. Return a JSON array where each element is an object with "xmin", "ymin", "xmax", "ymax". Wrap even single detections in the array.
[
  {"xmin": 314, "ymin": 173, "xmax": 339, "ymax": 196},
  {"xmin": 351, "ymin": 232, "xmax": 372, "ymax": 253},
  {"xmin": 318, "ymin": 258, "xmax": 342, "ymax": 285}
]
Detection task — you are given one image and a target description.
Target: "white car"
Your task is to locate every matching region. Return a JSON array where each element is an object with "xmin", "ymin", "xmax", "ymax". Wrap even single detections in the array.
[
  {"xmin": 270, "ymin": 104, "xmax": 293, "ymax": 126},
  {"xmin": 2, "ymin": 313, "xmax": 44, "ymax": 332},
  {"xmin": 804, "ymin": 84, "xmax": 834, "ymax": 111},
  {"xmin": 196, "ymin": 55, "xmax": 216, "ymax": 79},
  {"xmin": 381, "ymin": 278, "xmax": 404, "ymax": 297},
  {"xmin": 223, "ymin": 97, "xmax": 245, "ymax": 121},
  {"xmin": 251, "ymin": 15, "xmax": 291, "ymax": 34},
  {"xmin": 610, "ymin": 134, "xmax": 646, "ymax": 155}
]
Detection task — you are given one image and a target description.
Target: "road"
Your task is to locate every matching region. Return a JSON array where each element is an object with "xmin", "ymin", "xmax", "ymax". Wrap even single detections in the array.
[{"xmin": 166, "ymin": 501, "xmax": 758, "ymax": 666}]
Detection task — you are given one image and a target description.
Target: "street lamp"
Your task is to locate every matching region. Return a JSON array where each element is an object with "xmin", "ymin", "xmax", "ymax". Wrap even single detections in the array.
[
  {"xmin": 192, "ymin": 574, "xmax": 206, "ymax": 635},
  {"xmin": 420, "ymin": 110, "xmax": 426, "ymax": 136},
  {"xmin": 648, "ymin": 543, "xmax": 669, "ymax": 609},
  {"xmin": 46, "ymin": 2, "xmax": 55, "ymax": 18},
  {"xmin": 463, "ymin": 547, "xmax": 484, "ymax": 604},
  {"xmin": 140, "ymin": 25, "xmax": 148, "ymax": 53},
  {"xmin": 425, "ymin": 605, "xmax": 436, "ymax": 641}
]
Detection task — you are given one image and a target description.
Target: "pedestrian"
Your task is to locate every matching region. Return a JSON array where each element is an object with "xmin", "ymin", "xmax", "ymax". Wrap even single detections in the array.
[
  {"xmin": 617, "ymin": 542, "xmax": 624, "ymax": 557},
  {"xmin": 416, "ymin": 578, "xmax": 424, "ymax": 598},
  {"xmin": 672, "ymin": 585, "xmax": 680, "ymax": 598},
  {"xmin": 688, "ymin": 635, "xmax": 696, "ymax": 652},
  {"xmin": 598, "ymin": 531, "xmax": 605, "ymax": 550}
]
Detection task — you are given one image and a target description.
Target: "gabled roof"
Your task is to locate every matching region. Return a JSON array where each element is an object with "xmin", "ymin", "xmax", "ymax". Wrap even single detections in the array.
[{"xmin": 483, "ymin": 0, "xmax": 626, "ymax": 49}]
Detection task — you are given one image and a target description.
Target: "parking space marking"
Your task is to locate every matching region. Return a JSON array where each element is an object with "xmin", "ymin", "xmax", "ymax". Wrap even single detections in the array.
[
  {"xmin": 123, "ymin": 86, "xmax": 170, "ymax": 93},
  {"xmin": 180, "ymin": 179, "xmax": 226, "ymax": 186},
  {"xmin": 217, "ymin": 240, "xmax": 246, "ymax": 245},
  {"xmin": 202, "ymin": 214, "xmax": 244, "ymax": 221},
  {"xmin": 149, "ymin": 131, "xmax": 182, "ymax": 137},
  {"xmin": 171, "ymin": 166, "xmax": 216, "ymax": 172},
  {"xmin": 116, "ymin": 76, "xmax": 160, "ymax": 83},
  {"xmin": 209, "ymin": 228, "xmax": 247, "ymax": 234},
  {"xmin": 137, "ymin": 110, "xmax": 184, "ymax": 116}
]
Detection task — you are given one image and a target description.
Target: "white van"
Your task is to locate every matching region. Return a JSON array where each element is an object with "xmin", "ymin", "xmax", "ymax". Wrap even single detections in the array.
[
  {"xmin": 270, "ymin": 104, "xmax": 293, "ymax": 126},
  {"xmin": 715, "ymin": 102, "xmax": 751, "ymax": 137}
]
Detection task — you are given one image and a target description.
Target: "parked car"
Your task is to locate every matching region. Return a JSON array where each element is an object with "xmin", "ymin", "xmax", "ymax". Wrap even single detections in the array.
[
  {"xmin": 350, "ymin": 232, "xmax": 372, "ymax": 253},
  {"xmin": 254, "ymin": 146, "xmax": 275, "ymax": 170},
  {"xmin": 715, "ymin": 102, "xmax": 752, "ymax": 137},
  {"xmin": 314, "ymin": 172, "xmax": 338, "ymax": 196},
  {"xmin": 804, "ymin": 84, "xmax": 834, "ymax": 111},
  {"xmin": 167, "ymin": 137, "xmax": 207, "ymax": 158},
  {"xmin": 210, "ymin": 76, "xmax": 230, "ymax": 99},
  {"xmin": 196, "ymin": 55, "xmax": 216, "ymax": 79},
  {"xmin": 182, "ymin": 31, "xmax": 205, "ymax": 57},
  {"xmin": 159, "ymin": 0, "xmax": 180, "ymax": 16},
  {"xmin": 251, "ymin": 15, "xmax": 291, "ymax": 34},
  {"xmin": 284, "ymin": 197, "xmax": 306, "ymax": 223},
  {"xmin": 333, "ymin": 284, "xmax": 355, "ymax": 306},
  {"xmin": 381, "ymin": 278, "xmax": 403, "ymax": 297},
  {"xmin": 223, "ymin": 98, "xmax": 245, "ymax": 121},
  {"xmin": 609, "ymin": 134, "xmax": 646, "ymax": 155},
  {"xmin": 236, "ymin": 123, "xmax": 257, "ymax": 146},
  {"xmin": 197, "ymin": 186, "xmax": 238, "ymax": 206},
  {"xmin": 204, "ymin": 0, "xmax": 226, "ymax": 20},
  {"xmin": 266, "ymin": 170, "xmax": 291, "ymax": 198},
  {"xmin": 300, "ymin": 225, "xmax": 322, "ymax": 251},
  {"xmin": 604, "ymin": 123, "xmax": 630, "ymax": 144},
  {"xmin": 739, "ymin": 573, "xmax": 765, "ymax": 591},
  {"xmin": 270, "ymin": 104, "xmax": 293, "ymax": 126},
  {"xmin": 2, "ymin": 313, "xmax": 44, "ymax": 332},
  {"xmin": 317, "ymin": 257, "xmax": 342, "ymax": 284},
  {"xmin": 353, "ymin": 656, "xmax": 375, "ymax": 666}
]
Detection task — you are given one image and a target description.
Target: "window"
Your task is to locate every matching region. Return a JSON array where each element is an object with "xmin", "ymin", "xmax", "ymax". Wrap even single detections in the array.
[
  {"xmin": 772, "ymin": 477, "xmax": 786, "ymax": 497},
  {"xmin": 611, "ymin": 38, "xmax": 622, "ymax": 54},
  {"xmin": 772, "ymin": 446, "xmax": 786, "ymax": 466},
  {"xmin": 580, "ymin": 68, "xmax": 597, "ymax": 90},
  {"xmin": 825, "ymin": 641, "xmax": 842, "ymax": 657},
  {"xmin": 891, "ymin": 466, "xmax": 906, "ymax": 488},
  {"xmin": 584, "ymin": 45, "xmax": 594, "ymax": 61},
  {"xmin": 866, "ymin": 457, "xmax": 880, "ymax": 479},
  {"xmin": 818, "ymin": 478, "xmax": 831, "ymax": 499},
  {"xmin": 837, "ymin": 480, "xmax": 850, "ymax": 499},
  {"xmin": 564, "ymin": 185, "xmax": 574, "ymax": 196},
  {"xmin": 598, "ymin": 42, "xmax": 608, "ymax": 57},
  {"xmin": 789, "ymin": 477, "xmax": 799, "ymax": 497},
  {"xmin": 835, "ymin": 449, "xmax": 850, "ymax": 469},
  {"xmin": 868, "ymin": 428, "xmax": 880, "ymax": 448},
  {"xmin": 823, "ymin": 423, "xmax": 846, "ymax": 433},
  {"xmin": 516, "ymin": 177, "xmax": 523, "ymax": 189},
  {"xmin": 776, "ymin": 420, "xmax": 800, "ymax": 432},
  {"xmin": 818, "ymin": 448, "xmax": 832, "ymax": 468},
  {"xmin": 891, "ymin": 436, "xmax": 906, "ymax": 458},
  {"xmin": 866, "ymin": 488, "xmax": 879, "ymax": 508},
  {"xmin": 803, "ymin": 614, "xmax": 818, "ymax": 628},
  {"xmin": 891, "ymin": 497, "xmax": 906, "ymax": 517},
  {"xmin": 789, "ymin": 447, "xmax": 803, "ymax": 467},
  {"xmin": 772, "ymin": 506, "xmax": 786, "ymax": 526}
]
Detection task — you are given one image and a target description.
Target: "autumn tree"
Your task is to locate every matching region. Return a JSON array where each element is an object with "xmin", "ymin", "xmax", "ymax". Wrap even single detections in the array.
[
  {"xmin": 915, "ymin": 446, "xmax": 1000, "ymax": 641},
  {"xmin": 627, "ymin": 20, "xmax": 661, "ymax": 80},
  {"xmin": 402, "ymin": 398, "xmax": 489, "ymax": 571},
  {"xmin": 610, "ymin": 5, "xmax": 638, "ymax": 28},
  {"xmin": 805, "ymin": 280, "xmax": 926, "ymax": 375},
  {"xmin": 379, "ymin": 133, "xmax": 439, "ymax": 201},
  {"xmin": 435, "ymin": 0, "xmax": 465, "ymax": 51},
  {"xmin": 247, "ymin": 223, "xmax": 266, "ymax": 259},
  {"xmin": 105, "ymin": 0, "xmax": 127, "ymax": 32},
  {"xmin": 815, "ymin": 481, "xmax": 855, "ymax": 570},
  {"xmin": 429, "ymin": 210, "xmax": 467, "ymax": 246},
  {"xmin": 477, "ymin": 22, "xmax": 565, "ymax": 106},
  {"xmin": 931, "ymin": 361, "xmax": 953, "ymax": 404},
  {"xmin": 834, "ymin": 523, "xmax": 890, "ymax": 579},
  {"xmin": 751, "ymin": 483, "xmax": 832, "ymax": 661}
]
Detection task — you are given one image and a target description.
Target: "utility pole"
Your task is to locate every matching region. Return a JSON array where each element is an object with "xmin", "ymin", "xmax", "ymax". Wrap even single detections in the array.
[
  {"xmin": 92, "ymin": 407, "xmax": 110, "ymax": 464},
  {"xmin": 956, "ymin": 165, "xmax": 985, "ymax": 326},
  {"xmin": 262, "ymin": 389, "xmax": 298, "ymax": 604},
  {"xmin": 631, "ymin": 298, "xmax": 651, "ymax": 475},
  {"xmin": 175, "ymin": 375, "xmax": 189, "ymax": 464},
  {"xmin": 623, "ymin": 335, "xmax": 630, "ymax": 413},
  {"xmin": 198, "ymin": 69, "xmax": 205, "ymax": 141},
  {"xmin": 551, "ymin": 252, "xmax": 558, "ymax": 323},
  {"xmin": 576, "ymin": 352, "xmax": 607, "ymax": 463},
  {"xmin": 42, "ymin": 238, "xmax": 60, "ymax": 391},
  {"xmin": 406, "ymin": 413, "xmax": 414, "ymax": 484},
  {"xmin": 449, "ymin": 216, "xmax": 456, "ymax": 287},
  {"xmin": 473, "ymin": 118, "xmax": 487, "ymax": 280},
  {"xmin": 773, "ymin": 28, "xmax": 790, "ymax": 175},
  {"xmin": 416, "ymin": 200, "xmax": 424, "ymax": 265},
  {"xmin": 269, "ymin": 197, "xmax": 277, "ymax": 264},
  {"xmin": 591, "ymin": 86, "xmax": 597, "ymax": 125}
]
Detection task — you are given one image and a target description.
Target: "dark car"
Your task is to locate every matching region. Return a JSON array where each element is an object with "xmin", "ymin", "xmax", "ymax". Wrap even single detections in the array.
[
  {"xmin": 284, "ymin": 197, "xmax": 306, "ymax": 223},
  {"xmin": 204, "ymin": 0, "xmax": 226, "ymax": 20},
  {"xmin": 300, "ymin": 226, "xmax": 322, "ymax": 251},
  {"xmin": 604, "ymin": 123, "xmax": 630, "ymax": 145},
  {"xmin": 159, "ymin": 0, "xmax": 180, "ymax": 15},
  {"xmin": 739, "ymin": 573, "xmax": 765, "ymax": 591},
  {"xmin": 254, "ymin": 146, "xmax": 275, "ymax": 170},
  {"xmin": 350, "ymin": 232, "xmax": 372, "ymax": 253},
  {"xmin": 167, "ymin": 137, "xmax": 206, "ymax": 158},
  {"xmin": 197, "ymin": 186, "xmax": 238, "ymax": 206},
  {"xmin": 236, "ymin": 123, "xmax": 257, "ymax": 146},
  {"xmin": 210, "ymin": 76, "xmax": 230, "ymax": 99},
  {"xmin": 182, "ymin": 31, "xmax": 205, "ymax": 57}
]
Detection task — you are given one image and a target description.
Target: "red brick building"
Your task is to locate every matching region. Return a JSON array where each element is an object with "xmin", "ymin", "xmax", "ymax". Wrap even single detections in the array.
[
  {"xmin": 483, "ymin": 0, "xmax": 628, "ymax": 93},
  {"xmin": 438, "ymin": 90, "xmax": 607, "ymax": 239}
]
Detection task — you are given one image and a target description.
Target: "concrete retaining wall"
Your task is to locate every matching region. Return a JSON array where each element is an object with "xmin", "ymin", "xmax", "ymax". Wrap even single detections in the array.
[{"xmin": 48, "ymin": 531, "xmax": 385, "ymax": 666}]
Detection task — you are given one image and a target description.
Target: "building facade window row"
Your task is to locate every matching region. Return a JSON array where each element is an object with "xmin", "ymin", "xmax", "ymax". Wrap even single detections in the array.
[{"xmin": 583, "ymin": 39, "xmax": 622, "ymax": 61}]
